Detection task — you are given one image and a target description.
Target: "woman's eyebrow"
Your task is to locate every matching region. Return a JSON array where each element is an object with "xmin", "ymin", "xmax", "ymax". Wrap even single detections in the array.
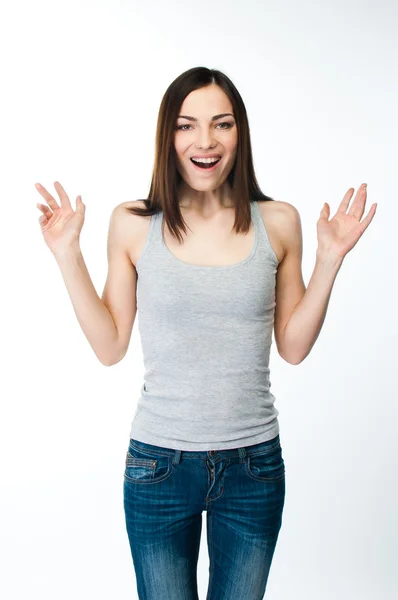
[{"xmin": 177, "ymin": 113, "xmax": 234, "ymax": 122}]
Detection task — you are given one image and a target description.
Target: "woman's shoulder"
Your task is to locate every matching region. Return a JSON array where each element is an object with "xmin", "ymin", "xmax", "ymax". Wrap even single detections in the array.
[
  {"xmin": 108, "ymin": 201, "xmax": 155, "ymax": 268},
  {"xmin": 256, "ymin": 200, "xmax": 301, "ymax": 264},
  {"xmin": 257, "ymin": 198, "xmax": 299, "ymax": 217},
  {"xmin": 117, "ymin": 199, "xmax": 150, "ymax": 212}
]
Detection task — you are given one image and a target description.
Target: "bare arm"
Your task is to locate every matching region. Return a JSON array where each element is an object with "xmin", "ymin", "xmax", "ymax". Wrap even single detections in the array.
[
  {"xmin": 54, "ymin": 203, "xmax": 137, "ymax": 366},
  {"xmin": 273, "ymin": 201, "xmax": 341, "ymax": 365},
  {"xmin": 55, "ymin": 246, "xmax": 119, "ymax": 366}
]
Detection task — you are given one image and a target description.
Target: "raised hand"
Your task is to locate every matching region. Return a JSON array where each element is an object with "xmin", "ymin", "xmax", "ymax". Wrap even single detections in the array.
[
  {"xmin": 317, "ymin": 183, "xmax": 377, "ymax": 260},
  {"xmin": 35, "ymin": 181, "xmax": 86, "ymax": 256}
]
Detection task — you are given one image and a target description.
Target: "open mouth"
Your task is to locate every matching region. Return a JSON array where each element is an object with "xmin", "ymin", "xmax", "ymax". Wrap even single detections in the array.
[{"xmin": 190, "ymin": 157, "xmax": 222, "ymax": 171}]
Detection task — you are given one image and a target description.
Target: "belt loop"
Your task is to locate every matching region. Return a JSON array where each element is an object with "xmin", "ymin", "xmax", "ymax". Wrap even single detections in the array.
[
  {"xmin": 172, "ymin": 449, "xmax": 181, "ymax": 465},
  {"xmin": 238, "ymin": 447, "xmax": 246, "ymax": 462}
]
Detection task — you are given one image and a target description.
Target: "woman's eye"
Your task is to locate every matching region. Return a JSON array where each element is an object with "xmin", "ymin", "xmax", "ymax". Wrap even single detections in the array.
[{"xmin": 176, "ymin": 122, "xmax": 233, "ymax": 131}]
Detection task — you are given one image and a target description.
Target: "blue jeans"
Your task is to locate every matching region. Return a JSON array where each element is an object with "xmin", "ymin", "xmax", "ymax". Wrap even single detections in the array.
[{"xmin": 123, "ymin": 434, "xmax": 286, "ymax": 600}]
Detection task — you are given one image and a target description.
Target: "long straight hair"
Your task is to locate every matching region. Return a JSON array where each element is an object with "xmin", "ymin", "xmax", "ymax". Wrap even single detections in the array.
[{"xmin": 126, "ymin": 66, "xmax": 274, "ymax": 243}]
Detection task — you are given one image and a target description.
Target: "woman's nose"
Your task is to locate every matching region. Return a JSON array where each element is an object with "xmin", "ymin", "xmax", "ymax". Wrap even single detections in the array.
[{"xmin": 195, "ymin": 129, "xmax": 216, "ymax": 148}]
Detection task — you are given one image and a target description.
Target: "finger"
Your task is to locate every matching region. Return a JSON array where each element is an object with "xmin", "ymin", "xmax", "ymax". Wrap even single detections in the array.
[
  {"xmin": 348, "ymin": 183, "xmax": 367, "ymax": 220},
  {"xmin": 75, "ymin": 195, "xmax": 85, "ymax": 214},
  {"xmin": 359, "ymin": 203, "xmax": 377, "ymax": 233},
  {"xmin": 35, "ymin": 183, "xmax": 60, "ymax": 212},
  {"xmin": 54, "ymin": 181, "xmax": 73, "ymax": 209},
  {"xmin": 337, "ymin": 187, "xmax": 354, "ymax": 214},
  {"xmin": 319, "ymin": 202, "xmax": 330, "ymax": 221},
  {"xmin": 36, "ymin": 203, "xmax": 53, "ymax": 217}
]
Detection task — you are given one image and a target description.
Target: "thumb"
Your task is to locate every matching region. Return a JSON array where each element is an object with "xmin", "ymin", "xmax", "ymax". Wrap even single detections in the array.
[
  {"xmin": 320, "ymin": 202, "xmax": 330, "ymax": 218},
  {"xmin": 76, "ymin": 195, "xmax": 85, "ymax": 214}
]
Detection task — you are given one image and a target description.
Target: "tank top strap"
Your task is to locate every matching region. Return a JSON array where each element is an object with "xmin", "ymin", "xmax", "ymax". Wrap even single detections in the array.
[
  {"xmin": 151, "ymin": 209, "xmax": 163, "ymax": 246},
  {"xmin": 135, "ymin": 209, "xmax": 161, "ymax": 271},
  {"xmin": 251, "ymin": 200, "xmax": 279, "ymax": 266}
]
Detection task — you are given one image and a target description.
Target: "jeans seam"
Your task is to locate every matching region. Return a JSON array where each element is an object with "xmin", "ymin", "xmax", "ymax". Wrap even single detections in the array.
[{"xmin": 206, "ymin": 512, "xmax": 214, "ymax": 600}]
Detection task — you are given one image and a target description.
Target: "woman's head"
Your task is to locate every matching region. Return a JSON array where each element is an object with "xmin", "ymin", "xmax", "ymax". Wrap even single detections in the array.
[
  {"xmin": 127, "ymin": 67, "xmax": 274, "ymax": 242},
  {"xmin": 174, "ymin": 82, "xmax": 238, "ymax": 197}
]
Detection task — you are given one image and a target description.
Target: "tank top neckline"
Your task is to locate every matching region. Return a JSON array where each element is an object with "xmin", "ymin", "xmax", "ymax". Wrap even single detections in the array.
[{"xmin": 158, "ymin": 200, "xmax": 259, "ymax": 271}]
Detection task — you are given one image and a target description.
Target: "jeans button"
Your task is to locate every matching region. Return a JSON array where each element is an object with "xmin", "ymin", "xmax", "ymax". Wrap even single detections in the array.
[{"xmin": 209, "ymin": 450, "xmax": 216, "ymax": 456}]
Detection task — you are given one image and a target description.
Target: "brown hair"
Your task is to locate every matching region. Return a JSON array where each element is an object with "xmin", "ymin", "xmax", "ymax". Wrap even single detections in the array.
[{"xmin": 126, "ymin": 66, "xmax": 275, "ymax": 243}]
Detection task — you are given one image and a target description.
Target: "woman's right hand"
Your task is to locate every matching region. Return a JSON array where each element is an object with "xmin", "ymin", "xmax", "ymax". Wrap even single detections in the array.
[{"xmin": 35, "ymin": 181, "xmax": 86, "ymax": 256}]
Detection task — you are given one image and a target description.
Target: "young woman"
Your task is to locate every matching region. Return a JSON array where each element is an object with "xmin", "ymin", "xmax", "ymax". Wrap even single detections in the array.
[{"xmin": 35, "ymin": 67, "xmax": 377, "ymax": 600}]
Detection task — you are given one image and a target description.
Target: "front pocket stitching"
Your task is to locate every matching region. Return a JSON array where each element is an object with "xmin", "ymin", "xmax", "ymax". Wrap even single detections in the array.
[
  {"xmin": 123, "ymin": 470, "xmax": 172, "ymax": 484},
  {"xmin": 244, "ymin": 462, "xmax": 285, "ymax": 482},
  {"xmin": 126, "ymin": 452, "xmax": 157, "ymax": 467},
  {"xmin": 126, "ymin": 458, "xmax": 157, "ymax": 467},
  {"xmin": 124, "ymin": 459, "xmax": 172, "ymax": 484},
  {"xmin": 245, "ymin": 451, "xmax": 285, "ymax": 482}
]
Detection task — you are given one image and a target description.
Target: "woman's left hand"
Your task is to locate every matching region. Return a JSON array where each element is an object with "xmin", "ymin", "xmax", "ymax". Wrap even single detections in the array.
[{"xmin": 317, "ymin": 183, "xmax": 377, "ymax": 260}]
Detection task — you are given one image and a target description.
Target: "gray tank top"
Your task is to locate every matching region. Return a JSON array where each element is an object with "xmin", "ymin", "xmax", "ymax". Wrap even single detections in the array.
[{"xmin": 129, "ymin": 200, "xmax": 280, "ymax": 450}]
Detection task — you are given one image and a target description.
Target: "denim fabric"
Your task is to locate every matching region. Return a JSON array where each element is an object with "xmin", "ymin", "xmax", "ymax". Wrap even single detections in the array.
[{"xmin": 123, "ymin": 434, "xmax": 286, "ymax": 599}]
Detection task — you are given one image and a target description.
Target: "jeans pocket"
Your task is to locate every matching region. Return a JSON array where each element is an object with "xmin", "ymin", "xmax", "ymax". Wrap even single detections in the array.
[
  {"xmin": 124, "ymin": 441, "xmax": 172, "ymax": 484},
  {"xmin": 244, "ymin": 441, "xmax": 285, "ymax": 482}
]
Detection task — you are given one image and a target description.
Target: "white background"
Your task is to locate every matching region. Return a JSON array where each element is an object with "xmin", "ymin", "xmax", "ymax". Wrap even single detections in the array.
[{"xmin": 1, "ymin": 0, "xmax": 397, "ymax": 598}]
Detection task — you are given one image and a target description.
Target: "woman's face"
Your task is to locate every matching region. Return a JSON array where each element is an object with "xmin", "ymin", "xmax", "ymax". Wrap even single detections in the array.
[{"xmin": 174, "ymin": 84, "xmax": 238, "ymax": 191}]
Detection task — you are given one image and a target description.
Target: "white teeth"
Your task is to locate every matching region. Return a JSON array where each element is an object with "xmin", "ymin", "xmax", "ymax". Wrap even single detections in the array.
[{"xmin": 191, "ymin": 157, "xmax": 220, "ymax": 164}]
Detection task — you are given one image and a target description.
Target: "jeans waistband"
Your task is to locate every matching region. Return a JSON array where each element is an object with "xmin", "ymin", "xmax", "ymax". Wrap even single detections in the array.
[{"xmin": 129, "ymin": 434, "xmax": 281, "ymax": 462}]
